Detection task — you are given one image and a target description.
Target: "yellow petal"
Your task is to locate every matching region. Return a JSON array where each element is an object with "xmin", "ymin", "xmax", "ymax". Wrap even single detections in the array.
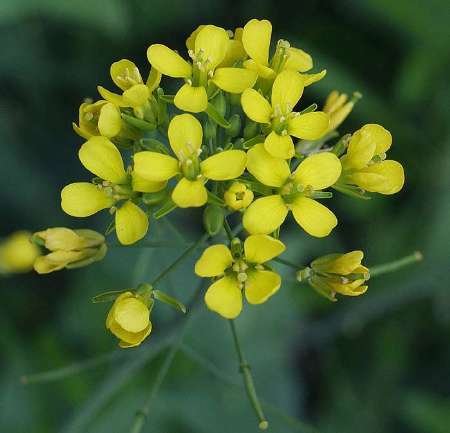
[
  {"xmin": 243, "ymin": 59, "xmax": 275, "ymax": 79},
  {"xmin": 243, "ymin": 195, "xmax": 288, "ymax": 235},
  {"xmin": 98, "ymin": 103, "xmax": 122, "ymax": 138},
  {"xmin": 115, "ymin": 201, "xmax": 149, "ymax": 245},
  {"xmin": 200, "ymin": 150, "xmax": 246, "ymax": 180},
  {"xmin": 311, "ymin": 251, "xmax": 364, "ymax": 275},
  {"xmin": 168, "ymin": 113, "xmax": 203, "ymax": 160},
  {"xmin": 271, "ymin": 70, "xmax": 304, "ymax": 112},
  {"xmin": 34, "ymin": 250, "xmax": 85, "ymax": 274},
  {"xmin": 131, "ymin": 171, "xmax": 166, "ymax": 193},
  {"xmin": 186, "ymin": 25, "xmax": 205, "ymax": 51},
  {"xmin": 61, "ymin": 183, "xmax": 113, "ymax": 217},
  {"xmin": 37, "ymin": 227, "xmax": 84, "ymax": 251},
  {"xmin": 246, "ymin": 143, "xmax": 290, "ymax": 187},
  {"xmin": 291, "ymin": 197, "xmax": 337, "ymax": 237},
  {"xmin": 113, "ymin": 297, "xmax": 149, "ymax": 332},
  {"xmin": 174, "ymin": 84, "xmax": 208, "ymax": 113},
  {"xmin": 283, "ymin": 47, "xmax": 313, "ymax": 72},
  {"xmin": 107, "ymin": 292, "xmax": 132, "ymax": 329},
  {"xmin": 0, "ymin": 231, "xmax": 40, "ymax": 273},
  {"xmin": 110, "ymin": 59, "xmax": 142, "ymax": 91},
  {"xmin": 195, "ymin": 25, "xmax": 229, "ymax": 69},
  {"xmin": 117, "ymin": 324, "xmax": 152, "ymax": 348},
  {"xmin": 147, "ymin": 44, "xmax": 192, "ymax": 78},
  {"xmin": 219, "ymin": 39, "xmax": 247, "ymax": 67},
  {"xmin": 351, "ymin": 160, "xmax": 405, "ymax": 194},
  {"xmin": 288, "ymin": 111, "xmax": 330, "ymax": 140},
  {"xmin": 293, "ymin": 152, "xmax": 342, "ymax": 190},
  {"xmin": 172, "ymin": 178, "xmax": 207, "ymax": 208},
  {"xmin": 343, "ymin": 127, "xmax": 378, "ymax": 170},
  {"xmin": 242, "ymin": 19, "xmax": 272, "ymax": 65},
  {"xmin": 133, "ymin": 151, "xmax": 179, "ymax": 182},
  {"xmin": 241, "ymin": 88, "xmax": 272, "ymax": 123},
  {"xmin": 97, "ymin": 86, "xmax": 128, "ymax": 107},
  {"xmin": 264, "ymin": 131, "xmax": 295, "ymax": 159},
  {"xmin": 78, "ymin": 136, "xmax": 126, "ymax": 184},
  {"xmin": 359, "ymin": 124, "xmax": 392, "ymax": 155},
  {"xmin": 212, "ymin": 68, "xmax": 257, "ymax": 93},
  {"xmin": 300, "ymin": 69, "xmax": 327, "ymax": 86},
  {"xmin": 244, "ymin": 234, "xmax": 286, "ymax": 264},
  {"xmin": 146, "ymin": 67, "xmax": 161, "ymax": 92},
  {"xmin": 122, "ymin": 84, "xmax": 150, "ymax": 108},
  {"xmin": 204, "ymin": 276, "xmax": 242, "ymax": 319},
  {"xmin": 195, "ymin": 244, "xmax": 233, "ymax": 277},
  {"xmin": 245, "ymin": 270, "xmax": 281, "ymax": 304}
]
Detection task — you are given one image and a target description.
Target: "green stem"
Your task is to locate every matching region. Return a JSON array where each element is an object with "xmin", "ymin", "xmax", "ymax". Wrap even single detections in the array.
[
  {"xmin": 21, "ymin": 351, "xmax": 122, "ymax": 385},
  {"xmin": 272, "ymin": 257, "xmax": 300, "ymax": 270},
  {"xmin": 370, "ymin": 251, "xmax": 423, "ymax": 278},
  {"xmin": 228, "ymin": 320, "xmax": 268, "ymax": 430},
  {"xmin": 151, "ymin": 233, "xmax": 209, "ymax": 286},
  {"xmin": 223, "ymin": 217, "xmax": 234, "ymax": 242},
  {"xmin": 129, "ymin": 283, "xmax": 203, "ymax": 433}
]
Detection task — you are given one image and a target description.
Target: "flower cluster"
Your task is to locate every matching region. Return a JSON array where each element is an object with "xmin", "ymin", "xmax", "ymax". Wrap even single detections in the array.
[{"xmin": 1, "ymin": 19, "xmax": 406, "ymax": 349}]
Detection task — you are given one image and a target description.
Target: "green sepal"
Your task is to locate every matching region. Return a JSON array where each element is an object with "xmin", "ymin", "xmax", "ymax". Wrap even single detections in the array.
[
  {"xmin": 158, "ymin": 94, "xmax": 175, "ymax": 103},
  {"xmin": 203, "ymin": 204, "xmax": 225, "ymax": 236},
  {"xmin": 332, "ymin": 183, "xmax": 371, "ymax": 200},
  {"xmin": 226, "ymin": 114, "xmax": 242, "ymax": 138},
  {"xmin": 30, "ymin": 233, "xmax": 45, "ymax": 247},
  {"xmin": 243, "ymin": 120, "xmax": 258, "ymax": 140},
  {"xmin": 142, "ymin": 189, "xmax": 168, "ymax": 206},
  {"xmin": 121, "ymin": 114, "xmax": 156, "ymax": 131},
  {"xmin": 242, "ymin": 135, "xmax": 265, "ymax": 149},
  {"xmin": 299, "ymin": 103, "xmax": 318, "ymax": 115},
  {"xmin": 332, "ymin": 133, "xmax": 351, "ymax": 156},
  {"xmin": 104, "ymin": 219, "xmax": 116, "ymax": 236},
  {"xmin": 154, "ymin": 197, "xmax": 177, "ymax": 219},
  {"xmin": 153, "ymin": 290, "xmax": 186, "ymax": 313},
  {"xmin": 91, "ymin": 289, "xmax": 129, "ymax": 303},
  {"xmin": 211, "ymin": 91, "xmax": 227, "ymax": 116},
  {"xmin": 206, "ymin": 103, "xmax": 230, "ymax": 128},
  {"xmin": 138, "ymin": 138, "xmax": 169, "ymax": 154}
]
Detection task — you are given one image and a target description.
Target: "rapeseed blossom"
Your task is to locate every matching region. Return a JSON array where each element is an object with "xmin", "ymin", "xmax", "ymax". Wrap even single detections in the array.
[{"xmin": 0, "ymin": 231, "xmax": 40, "ymax": 274}]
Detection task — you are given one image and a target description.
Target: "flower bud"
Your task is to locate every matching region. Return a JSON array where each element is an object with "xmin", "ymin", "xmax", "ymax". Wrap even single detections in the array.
[
  {"xmin": 203, "ymin": 204, "xmax": 225, "ymax": 236},
  {"xmin": 106, "ymin": 291, "xmax": 152, "ymax": 348},
  {"xmin": 0, "ymin": 231, "xmax": 40, "ymax": 274},
  {"xmin": 224, "ymin": 182, "xmax": 254, "ymax": 210},
  {"xmin": 32, "ymin": 228, "xmax": 107, "ymax": 274},
  {"xmin": 300, "ymin": 251, "xmax": 369, "ymax": 301},
  {"xmin": 323, "ymin": 91, "xmax": 361, "ymax": 132}
]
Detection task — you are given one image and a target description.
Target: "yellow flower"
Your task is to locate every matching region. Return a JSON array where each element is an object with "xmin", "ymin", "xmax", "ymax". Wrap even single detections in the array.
[
  {"xmin": 195, "ymin": 235, "xmax": 285, "ymax": 318},
  {"xmin": 147, "ymin": 25, "xmax": 257, "ymax": 113},
  {"xmin": 61, "ymin": 136, "xmax": 159, "ymax": 245},
  {"xmin": 224, "ymin": 182, "xmax": 254, "ymax": 210},
  {"xmin": 339, "ymin": 124, "xmax": 405, "ymax": 194},
  {"xmin": 241, "ymin": 70, "xmax": 330, "ymax": 158},
  {"xmin": 243, "ymin": 143, "xmax": 341, "ymax": 237},
  {"xmin": 298, "ymin": 250, "xmax": 369, "ymax": 301},
  {"xmin": 323, "ymin": 91, "xmax": 361, "ymax": 132},
  {"xmin": 241, "ymin": 18, "xmax": 326, "ymax": 84},
  {"xmin": 0, "ymin": 231, "xmax": 40, "ymax": 274},
  {"xmin": 133, "ymin": 114, "xmax": 247, "ymax": 208},
  {"xmin": 72, "ymin": 99, "xmax": 122, "ymax": 140},
  {"xmin": 106, "ymin": 291, "xmax": 152, "ymax": 348},
  {"xmin": 33, "ymin": 228, "xmax": 107, "ymax": 274}
]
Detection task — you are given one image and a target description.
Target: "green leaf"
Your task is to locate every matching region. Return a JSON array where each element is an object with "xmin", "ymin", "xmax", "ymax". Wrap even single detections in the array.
[
  {"xmin": 121, "ymin": 114, "xmax": 156, "ymax": 131},
  {"xmin": 92, "ymin": 290, "xmax": 128, "ymax": 303},
  {"xmin": 205, "ymin": 103, "xmax": 231, "ymax": 128},
  {"xmin": 153, "ymin": 290, "xmax": 186, "ymax": 313}
]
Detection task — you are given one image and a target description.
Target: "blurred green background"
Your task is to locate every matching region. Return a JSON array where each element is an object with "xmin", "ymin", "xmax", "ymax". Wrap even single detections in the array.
[{"xmin": 1, "ymin": 0, "xmax": 449, "ymax": 432}]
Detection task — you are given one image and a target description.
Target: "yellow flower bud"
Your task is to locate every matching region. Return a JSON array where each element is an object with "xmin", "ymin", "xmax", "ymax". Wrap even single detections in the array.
[
  {"xmin": 0, "ymin": 231, "xmax": 40, "ymax": 274},
  {"xmin": 323, "ymin": 91, "xmax": 361, "ymax": 132},
  {"xmin": 224, "ymin": 182, "xmax": 254, "ymax": 210},
  {"xmin": 106, "ymin": 292, "xmax": 152, "ymax": 348},
  {"xmin": 300, "ymin": 251, "xmax": 370, "ymax": 301},
  {"xmin": 32, "ymin": 228, "xmax": 107, "ymax": 274}
]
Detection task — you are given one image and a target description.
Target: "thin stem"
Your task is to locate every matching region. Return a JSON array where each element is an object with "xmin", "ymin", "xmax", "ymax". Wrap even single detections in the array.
[
  {"xmin": 21, "ymin": 351, "xmax": 122, "ymax": 385},
  {"xmin": 272, "ymin": 257, "xmax": 300, "ymax": 270},
  {"xmin": 228, "ymin": 320, "xmax": 268, "ymax": 430},
  {"xmin": 151, "ymin": 233, "xmax": 209, "ymax": 286},
  {"xmin": 370, "ymin": 251, "xmax": 423, "ymax": 278},
  {"xmin": 129, "ymin": 283, "xmax": 203, "ymax": 433}
]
